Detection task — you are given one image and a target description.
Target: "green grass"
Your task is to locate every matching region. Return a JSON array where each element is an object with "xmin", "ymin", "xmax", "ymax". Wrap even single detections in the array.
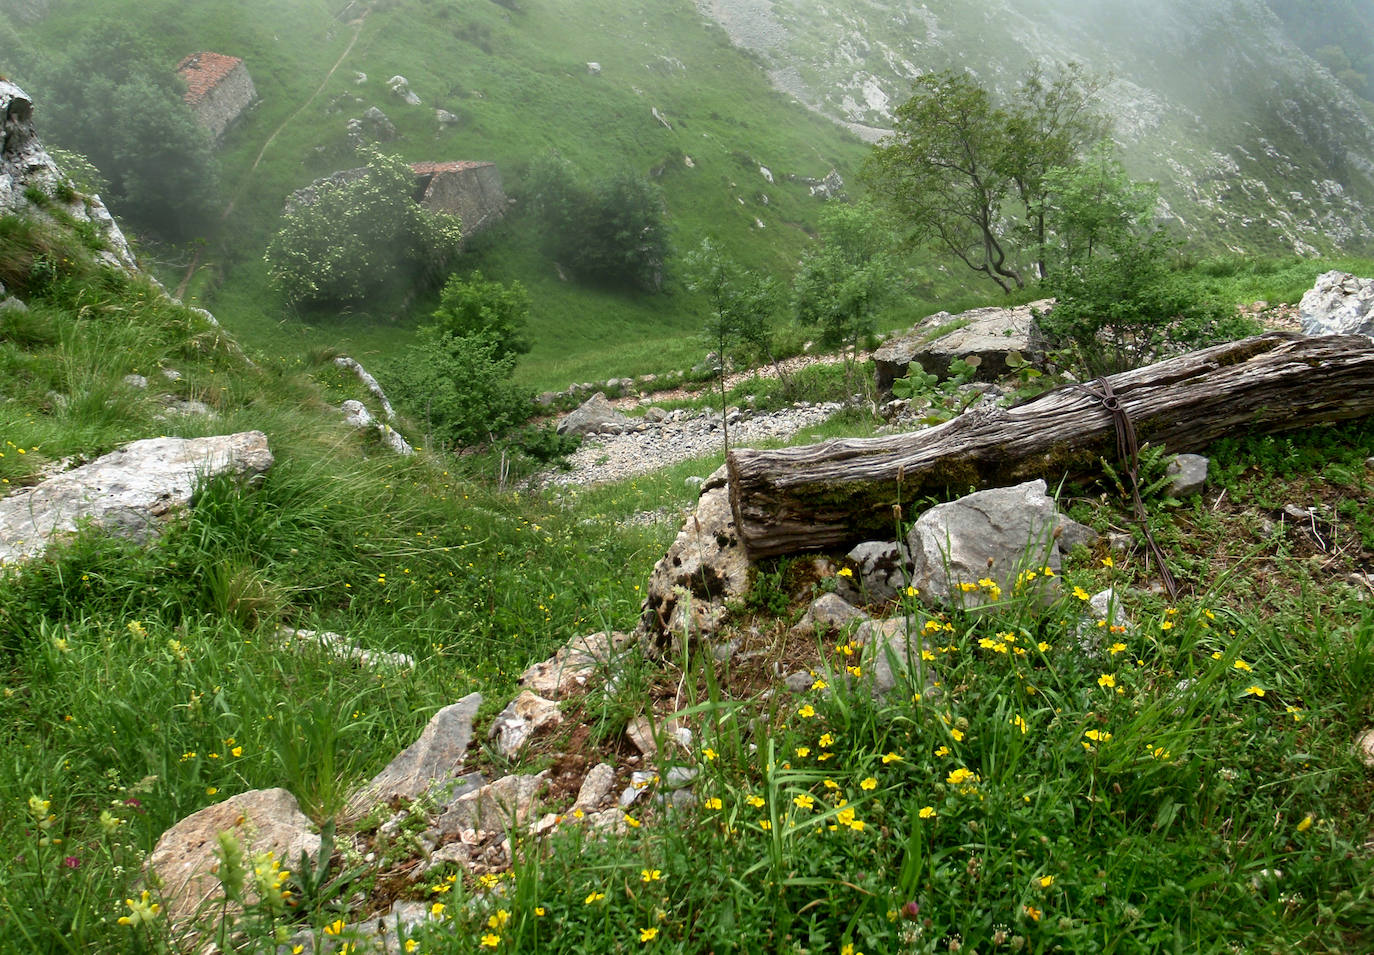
[
  {"xmin": 1181, "ymin": 253, "xmax": 1374, "ymax": 305},
  {"xmin": 4, "ymin": 37, "xmax": 1374, "ymax": 949},
  {"xmin": 6, "ymin": 0, "xmax": 885, "ymax": 386}
]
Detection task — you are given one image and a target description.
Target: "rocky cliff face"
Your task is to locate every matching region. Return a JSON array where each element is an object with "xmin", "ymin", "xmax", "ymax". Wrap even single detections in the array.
[
  {"xmin": 0, "ymin": 80, "xmax": 138, "ymax": 271},
  {"xmin": 694, "ymin": 0, "xmax": 1374, "ymax": 255}
]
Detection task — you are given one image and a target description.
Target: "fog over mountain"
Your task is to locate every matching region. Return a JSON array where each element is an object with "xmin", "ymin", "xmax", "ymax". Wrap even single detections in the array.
[{"xmin": 696, "ymin": 0, "xmax": 1374, "ymax": 254}]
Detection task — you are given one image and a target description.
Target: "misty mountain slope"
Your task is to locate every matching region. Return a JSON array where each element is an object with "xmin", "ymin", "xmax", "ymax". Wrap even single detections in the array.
[
  {"xmin": 2, "ymin": 0, "xmax": 877, "ymax": 384},
  {"xmin": 696, "ymin": 0, "xmax": 1374, "ymax": 255}
]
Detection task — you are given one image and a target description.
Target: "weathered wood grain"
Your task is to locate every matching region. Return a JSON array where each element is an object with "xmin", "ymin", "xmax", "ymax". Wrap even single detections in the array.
[{"xmin": 727, "ymin": 334, "xmax": 1374, "ymax": 558}]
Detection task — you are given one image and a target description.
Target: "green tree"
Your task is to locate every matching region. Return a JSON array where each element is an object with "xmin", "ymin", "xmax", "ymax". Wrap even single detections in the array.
[
  {"xmin": 265, "ymin": 150, "xmax": 462, "ymax": 307},
  {"xmin": 865, "ymin": 67, "xmax": 1106, "ymax": 292},
  {"xmin": 793, "ymin": 200, "xmax": 897, "ymax": 381},
  {"xmin": 684, "ymin": 238, "xmax": 780, "ymax": 452},
  {"xmin": 524, "ymin": 154, "xmax": 669, "ymax": 292},
  {"xmin": 1004, "ymin": 64, "xmax": 1110, "ymax": 280},
  {"xmin": 431, "ymin": 271, "xmax": 531, "ymax": 361},
  {"xmin": 1041, "ymin": 141, "xmax": 1158, "ymax": 276},
  {"xmin": 22, "ymin": 23, "xmax": 218, "ymax": 242},
  {"xmin": 1038, "ymin": 231, "xmax": 1256, "ymax": 377},
  {"xmin": 390, "ymin": 327, "xmax": 531, "ymax": 450}
]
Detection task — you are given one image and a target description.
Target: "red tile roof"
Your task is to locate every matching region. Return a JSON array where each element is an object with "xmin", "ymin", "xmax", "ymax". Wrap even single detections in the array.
[
  {"xmin": 410, "ymin": 161, "xmax": 493, "ymax": 176},
  {"xmin": 176, "ymin": 52, "xmax": 244, "ymax": 105}
]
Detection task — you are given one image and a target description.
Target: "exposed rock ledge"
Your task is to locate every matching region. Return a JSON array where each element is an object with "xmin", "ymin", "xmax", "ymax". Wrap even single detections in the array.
[
  {"xmin": 0, "ymin": 432, "xmax": 274, "ymax": 567},
  {"xmin": 0, "ymin": 80, "xmax": 138, "ymax": 272}
]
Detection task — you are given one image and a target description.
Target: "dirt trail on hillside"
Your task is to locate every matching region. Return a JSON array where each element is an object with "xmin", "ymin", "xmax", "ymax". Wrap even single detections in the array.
[{"xmin": 174, "ymin": 6, "xmax": 373, "ymax": 300}]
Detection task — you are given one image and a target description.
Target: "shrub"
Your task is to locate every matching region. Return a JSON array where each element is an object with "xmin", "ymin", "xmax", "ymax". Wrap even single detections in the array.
[
  {"xmin": 1038, "ymin": 232, "xmax": 1260, "ymax": 377},
  {"xmin": 265, "ymin": 151, "xmax": 462, "ymax": 307},
  {"xmin": 431, "ymin": 271, "xmax": 531, "ymax": 361},
  {"xmin": 24, "ymin": 23, "xmax": 219, "ymax": 242},
  {"xmin": 525, "ymin": 155, "xmax": 668, "ymax": 292},
  {"xmin": 390, "ymin": 328, "xmax": 531, "ymax": 449}
]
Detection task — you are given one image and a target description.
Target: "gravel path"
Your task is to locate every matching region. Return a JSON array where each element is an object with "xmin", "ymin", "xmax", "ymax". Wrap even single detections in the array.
[{"xmin": 539, "ymin": 401, "xmax": 848, "ymax": 487}]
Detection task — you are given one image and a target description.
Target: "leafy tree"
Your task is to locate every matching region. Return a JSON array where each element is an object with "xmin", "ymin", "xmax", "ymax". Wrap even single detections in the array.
[
  {"xmin": 1004, "ymin": 64, "xmax": 1110, "ymax": 280},
  {"xmin": 390, "ymin": 326, "xmax": 531, "ymax": 450},
  {"xmin": 1041, "ymin": 141, "xmax": 1158, "ymax": 276},
  {"xmin": 431, "ymin": 271, "xmax": 531, "ymax": 361},
  {"xmin": 20, "ymin": 23, "xmax": 218, "ymax": 242},
  {"xmin": 524, "ymin": 154, "xmax": 668, "ymax": 292},
  {"xmin": 793, "ymin": 199, "xmax": 898, "ymax": 381},
  {"xmin": 265, "ymin": 150, "xmax": 462, "ymax": 307},
  {"xmin": 684, "ymin": 238, "xmax": 780, "ymax": 452},
  {"xmin": 865, "ymin": 66, "xmax": 1106, "ymax": 292}
]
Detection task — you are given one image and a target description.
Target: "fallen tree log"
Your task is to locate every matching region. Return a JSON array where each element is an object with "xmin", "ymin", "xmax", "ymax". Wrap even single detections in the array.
[{"xmin": 727, "ymin": 333, "xmax": 1374, "ymax": 558}]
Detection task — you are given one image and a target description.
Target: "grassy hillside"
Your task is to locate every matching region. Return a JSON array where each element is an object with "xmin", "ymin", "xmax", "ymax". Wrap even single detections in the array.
[
  {"xmin": 5, "ymin": 205, "xmax": 1374, "ymax": 953},
  {"xmin": 4, "ymin": 0, "xmax": 884, "ymax": 388}
]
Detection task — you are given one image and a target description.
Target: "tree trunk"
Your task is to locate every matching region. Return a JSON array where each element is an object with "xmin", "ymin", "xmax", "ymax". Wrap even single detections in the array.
[{"xmin": 727, "ymin": 333, "xmax": 1374, "ymax": 558}]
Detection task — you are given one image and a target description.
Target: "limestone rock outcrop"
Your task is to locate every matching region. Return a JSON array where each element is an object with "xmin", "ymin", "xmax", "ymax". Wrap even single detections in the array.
[
  {"xmin": 1300, "ymin": 270, "xmax": 1374, "ymax": 338},
  {"xmin": 556, "ymin": 392, "xmax": 634, "ymax": 436},
  {"xmin": 0, "ymin": 432, "xmax": 274, "ymax": 567},
  {"xmin": 637, "ymin": 467, "xmax": 750, "ymax": 649},
  {"xmin": 0, "ymin": 81, "xmax": 138, "ymax": 271},
  {"xmin": 346, "ymin": 692, "xmax": 482, "ymax": 815},
  {"xmin": 874, "ymin": 299, "xmax": 1050, "ymax": 394},
  {"xmin": 148, "ymin": 788, "xmax": 320, "ymax": 930},
  {"xmin": 905, "ymin": 479, "xmax": 1066, "ymax": 610}
]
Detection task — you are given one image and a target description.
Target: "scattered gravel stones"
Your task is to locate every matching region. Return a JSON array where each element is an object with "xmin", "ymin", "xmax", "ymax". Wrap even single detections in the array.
[{"xmin": 542, "ymin": 401, "xmax": 846, "ymax": 487}]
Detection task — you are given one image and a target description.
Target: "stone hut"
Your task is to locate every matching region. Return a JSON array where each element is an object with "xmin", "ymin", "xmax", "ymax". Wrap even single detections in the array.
[
  {"xmin": 410, "ymin": 161, "xmax": 508, "ymax": 235},
  {"xmin": 176, "ymin": 52, "xmax": 257, "ymax": 141},
  {"xmin": 284, "ymin": 161, "xmax": 508, "ymax": 239}
]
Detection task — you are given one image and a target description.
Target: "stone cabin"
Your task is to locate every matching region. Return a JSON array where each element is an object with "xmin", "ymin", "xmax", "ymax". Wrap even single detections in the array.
[
  {"xmin": 410, "ymin": 161, "xmax": 507, "ymax": 235},
  {"xmin": 176, "ymin": 52, "xmax": 257, "ymax": 142},
  {"xmin": 285, "ymin": 161, "xmax": 508, "ymax": 239}
]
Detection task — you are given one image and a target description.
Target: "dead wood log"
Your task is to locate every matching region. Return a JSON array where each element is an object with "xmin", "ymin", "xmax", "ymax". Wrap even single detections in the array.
[{"xmin": 727, "ymin": 333, "xmax": 1374, "ymax": 558}]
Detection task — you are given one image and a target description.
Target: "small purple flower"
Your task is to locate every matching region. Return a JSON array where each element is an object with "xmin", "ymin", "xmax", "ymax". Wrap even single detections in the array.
[
  {"xmin": 902, "ymin": 900, "xmax": 921, "ymax": 921},
  {"xmin": 62, "ymin": 856, "xmax": 82, "ymax": 869}
]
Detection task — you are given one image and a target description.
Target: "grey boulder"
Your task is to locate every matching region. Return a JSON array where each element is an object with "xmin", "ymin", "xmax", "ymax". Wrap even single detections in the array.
[
  {"xmin": 346, "ymin": 692, "xmax": 482, "ymax": 815},
  {"xmin": 1299, "ymin": 270, "xmax": 1374, "ymax": 338},
  {"xmin": 906, "ymin": 479, "xmax": 1065, "ymax": 610}
]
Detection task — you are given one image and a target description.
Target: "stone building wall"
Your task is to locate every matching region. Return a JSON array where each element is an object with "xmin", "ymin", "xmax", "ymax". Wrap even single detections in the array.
[
  {"xmin": 412, "ymin": 161, "xmax": 508, "ymax": 236},
  {"xmin": 177, "ymin": 54, "xmax": 257, "ymax": 142}
]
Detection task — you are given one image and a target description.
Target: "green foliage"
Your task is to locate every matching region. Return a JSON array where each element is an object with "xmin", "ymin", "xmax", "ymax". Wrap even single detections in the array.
[
  {"xmin": 524, "ymin": 155, "xmax": 669, "ymax": 293},
  {"xmin": 865, "ymin": 66, "xmax": 1108, "ymax": 292},
  {"xmin": 1267, "ymin": 0, "xmax": 1374, "ymax": 100},
  {"xmin": 431, "ymin": 271, "xmax": 531, "ymax": 361},
  {"xmin": 683, "ymin": 237, "xmax": 781, "ymax": 449},
  {"xmin": 265, "ymin": 150, "xmax": 462, "ymax": 307},
  {"xmin": 19, "ymin": 22, "xmax": 219, "ymax": 243},
  {"xmin": 390, "ymin": 327, "xmax": 531, "ymax": 449},
  {"xmin": 793, "ymin": 200, "xmax": 898, "ymax": 368},
  {"xmin": 1041, "ymin": 140, "xmax": 1158, "ymax": 275},
  {"xmin": 1038, "ymin": 232, "xmax": 1261, "ymax": 377}
]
